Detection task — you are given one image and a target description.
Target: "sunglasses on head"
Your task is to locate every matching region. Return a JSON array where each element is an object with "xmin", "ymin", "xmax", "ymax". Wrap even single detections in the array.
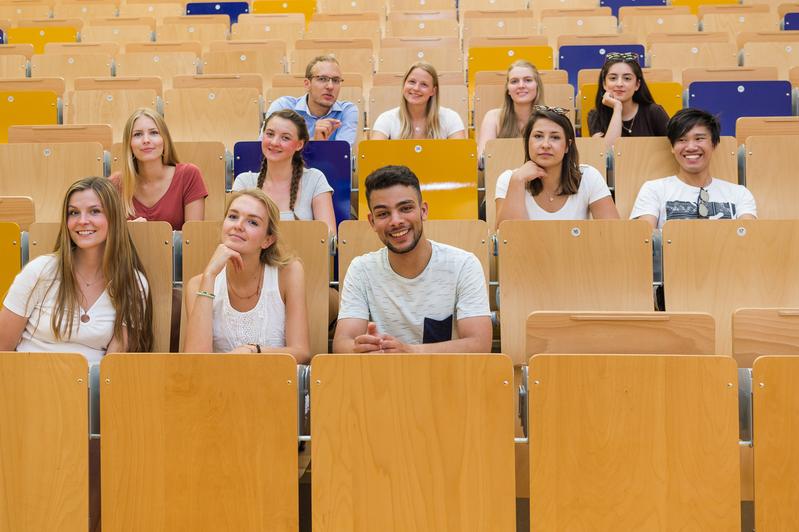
[
  {"xmin": 605, "ymin": 52, "xmax": 640, "ymax": 62},
  {"xmin": 534, "ymin": 105, "xmax": 569, "ymax": 116},
  {"xmin": 697, "ymin": 187, "xmax": 710, "ymax": 218}
]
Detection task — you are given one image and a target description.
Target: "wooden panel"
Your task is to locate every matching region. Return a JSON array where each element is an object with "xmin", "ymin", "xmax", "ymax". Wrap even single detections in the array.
[
  {"xmin": 377, "ymin": 37, "xmax": 462, "ymax": 74},
  {"xmin": 483, "ymin": 137, "xmax": 607, "ymax": 229},
  {"xmin": 337, "ymin": 219, "xmax": 490, "ymax": 282},
  {"xmin": 498, "ymin": 220, "xmax": 653, "ymax": 364},
  {"xmin": 80, "ymin": 24, "xmax": 154, "ymax": 44},
  {"xmin": 8, "ymin": 124, "xmax": 113, "ymax": 149},
  {"xmin": 0, "ymin": 54, "xmax": 27, "ymax": 78},
  {"xmin": 733, "ymin": 308, "xmax": 799, "ymax": 367},
  {"xmin": 292, "ymin": 38, "xmax": 374, "ymax": 79},
  {"xmin": 650, "ymin": 41, "xmax": 738, "ymax": 80},
  {"xmin": 461, "ymin": 10, "xmax": 536, "ymax": 44},
  {"xmin": 305, "ymin": 12, "xmax": 382, "ymax": 48},
  {"xmin": 529, "ymin": 354, "xmax": 740, "ymax": 531},
  {"xmin": 737, "ymin": 116, "xmax": 799, "ymax": 144},
  {"xmin": 614, "ymin": 136, "xmax": 737, "ymax": 219},
  {"xmin": 64, "ymin": 88, "xmax": 158, "ymax": 143},
  {"xmin": 0, "ymin": 197, "xmax": 34, "ymax": 231},
  {"xmin": 753, "ymin": 355, "xmax": 799, "ymax": 530},
  {"xmin": 664, "ymin": 220, "xmax": 799, "ymax": 356},
  {"xmin": 101, "ymin": 353, "xmax": 298, "ymax": 531},
  {"xmin": 526, "ymin": 311, "xmax": 715, "ymax": 358},
  {"xmin": 181, "ymin": 220, "xmax": 330, "ymax": 356},
  {"xmin": 682, "ymin": 66, "xmax": 778, "ymax": 88},
  {"xmin": 745, "ymin": 135, "xmax": 799, "ymax": 219},
  {"xmin": 29, "ymin": 221, "xmax": 174, "ymax": 353},
  {"xmin": 357, "ymin": 139, "xmax": 479, "ymax": 220},
  {"xmin": 0, "ymin": 353, "xmax": 89, "ymax": 532},
  {"xmin": 157, "ymin": 16, "xmax": 229, "ymax": 50},
  {"xmin": 202, "ymin": 47, "xmax": 286, "ymax": 85},
  {"xmin": 311, "ymin": 353, "xmax": 515, "ymax": 532},
  {"xmin": 163, "ymin": 87, "xmax": 261, "ymax": 150},
  {"xmin": 0, "ymin": 142, "xmax": 103, "ymax": 222},
  {"xmin": 115, "ymin": 51, "xmax": 199, "ymax": 90},
  {"xmin": 538, "ymin": 14, "xmax": 618, "ymax": 46},
  {"xmin": 743, "ymin": 41, "xmax": 799, "ymax": 79},
  {"xmin": 231, "ymin": 13, "xmax": 305, "ymax": 46},
  {"xmin": 619, "ymin": 13, "xmax": 699, "ymax": 42}
]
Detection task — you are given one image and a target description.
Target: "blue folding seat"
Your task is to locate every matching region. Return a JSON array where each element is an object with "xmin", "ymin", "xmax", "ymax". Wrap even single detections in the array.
[
  {"xmin": 784, "ymin": 12, "xmax": 799, "ymax": 29},
  {"xmin": 599, "ymin": 0, "xmax": 666, "ymax": 17},
  {"xmin": 558, "ymin": 44, "xmax": 645, "ymax": 93},
  {"xmin": 233, "ymin": 139, "xmax": 352, "ymax": 225},
  {"xmin": 0, "ymin": 28, "xmax": 5, "ymax": 44},
  {"xmin": 687, "ymin": 80, "xmax": 792, "ymax": 136},
  {"xmin": 186, "ymin": 1, "xmax": 249, "ymax": 24}
]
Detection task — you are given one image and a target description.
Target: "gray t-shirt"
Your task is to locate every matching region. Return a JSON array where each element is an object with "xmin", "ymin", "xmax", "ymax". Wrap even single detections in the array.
[
  {"xmin": 232, "ymin": 167, "xmax": 333, "ymax": 221},
  {"xmin": 338, "ymin": 240, "xmax": 490, "ymax": 345}
]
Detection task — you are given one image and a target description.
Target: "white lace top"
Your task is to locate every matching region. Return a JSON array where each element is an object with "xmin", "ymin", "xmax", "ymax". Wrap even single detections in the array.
[{"xmin": 212, "ymin": 264, "xmax": 286, "ymax": 353}]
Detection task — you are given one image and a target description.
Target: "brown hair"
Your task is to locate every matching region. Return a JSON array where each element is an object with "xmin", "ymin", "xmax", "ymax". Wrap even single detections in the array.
[
  {"xmin": 522, "ymin": 108, "xmax": 582, "ymax": 197},
  {"xmin": 120, "ymin": 108, "xmax": 179, "ymax": 218},
  {"xmin": 51, "ymin": 176, "xmax": 153, "ymax": 351},
  {"xmin": 497, "ymin": 60, "xmax": 543, "ymax": 139},
  {"xmin": 256, "ymin": 109, "xmax": 309, "ymax": 219}
]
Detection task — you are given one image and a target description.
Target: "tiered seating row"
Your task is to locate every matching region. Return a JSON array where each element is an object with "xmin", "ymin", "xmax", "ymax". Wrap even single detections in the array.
[{"xmin": 3, "ymin": 351, "xmax": 798, "ymax": 529}]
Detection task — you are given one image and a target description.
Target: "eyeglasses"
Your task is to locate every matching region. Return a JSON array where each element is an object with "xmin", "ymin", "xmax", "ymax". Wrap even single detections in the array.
[
  {"xmin": 309, "ymin": 75, "xmax": 344, "ymax": 85},
  {"xmin": 697, "ymin": 187, "xmax": 710, "ymax": 218},
  {"xmin": 605, "ymin": 52, "xmax": 640, "ymax": 62},
  {"xmin": 534, "ymin": 105, "xmax": 569, "ymax": 116}
]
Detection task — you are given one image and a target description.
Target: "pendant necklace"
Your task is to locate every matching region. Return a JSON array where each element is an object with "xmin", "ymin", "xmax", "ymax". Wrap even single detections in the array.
[{"xmin": 75, "ymin": 269, "xmax": 103, "ymax": 323}]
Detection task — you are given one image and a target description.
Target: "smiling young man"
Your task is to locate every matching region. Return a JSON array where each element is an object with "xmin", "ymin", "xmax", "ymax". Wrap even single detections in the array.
[
  {"xmin": 262, "ymin": 55, "xmax": 359, "ymax": 146},
  {"xmin": 332, "ymin": 165, "xmax": 492, "ymax": 354},
  {"xmin": 630, "ymin": 108, "xmax": 757, "ymax": 229}
]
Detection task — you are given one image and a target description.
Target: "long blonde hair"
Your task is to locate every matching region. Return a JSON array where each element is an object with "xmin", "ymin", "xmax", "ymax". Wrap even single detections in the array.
[
  {"xmin": 120, "ymin": 107, "xmax": 180, "ymax": 217},
  {"xmin": 225, "ymin": 189, "xmax": 293, "ymax": 267},
  {"xmin": 497, "ymin": 60, "xmax": 543, "ymax": 139},
  {"xmin": 50, "ymin": 177, "xmax": 153, "ymax": 351},
  {"xmin": 398, "ymin": 61, "xmax": 442, "ymax": 139}
]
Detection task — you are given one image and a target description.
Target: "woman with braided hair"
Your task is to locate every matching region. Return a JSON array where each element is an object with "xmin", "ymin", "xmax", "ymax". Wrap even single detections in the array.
[{"xmin": 233, "ymin": 109, "xmax": 337, "ymax": 234}]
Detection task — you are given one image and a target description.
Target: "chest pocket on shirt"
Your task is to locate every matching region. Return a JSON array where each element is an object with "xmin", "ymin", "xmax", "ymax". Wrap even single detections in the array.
[{"xmin": 423, "ymin": 315, "xmax": 453, "ymax": 343}]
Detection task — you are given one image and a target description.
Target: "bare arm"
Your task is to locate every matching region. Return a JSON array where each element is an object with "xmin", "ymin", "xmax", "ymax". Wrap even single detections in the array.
[
  {"xmin": 589, "ymin": 196, "xmax": 621, "ymax": 220},
  {"xmin": 598, "ymin": 94, "xmax": 624, "ymax": 149},
  {"xmin": 379, "ymin": 316, "xmax": 493, "ymax": 354},
  {"xmin": 276, "ymin": 260, "xmax": 310, "ymax": 363},
  {"xmin": 311, "ymin": 191, "xmax": 337, "ymax": 236},
  {"xmin": 447, "ymin": 129, "xmax": 467, "ymax": 140},
  {"xmin": 369, "ymin": 130, "xmax": 388, "ymax": 140},
  {"xmin": 332, "ymin": 318, "xmax": 383, "ymax": 353},
  {"xmin": 106, "ymin": 326, "xmax": 129, "ymax": 354},
  {"xmin": 0, "ymin": 307, "xmax": 27, "ymax": 351},
  {"xmin": 183, "ymin": 244, "xmax": 244, "ymax": 353},
  {"xmin": 184, "ymin": 197, "xmax": 205, "ymax": 223},
  {"xmin": 739, "ymin": 214, "xmax": 756, "ymax": 220},
  {"xmin": 477, "ymin": 108, "xmax": 500, "ymax": 159},
  {"xmin": 495, "ymin": 161, "xmax": 545, "ymax": 229},
  {"xmin": 635, "ymin": 214, "xmax": 658, "ymax": 230}
]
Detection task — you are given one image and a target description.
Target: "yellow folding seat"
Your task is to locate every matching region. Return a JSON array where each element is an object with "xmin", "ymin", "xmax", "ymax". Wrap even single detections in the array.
[
  {"xmin": 0, "ymin": 90, "xmax": 58, "ymax": 143},
  {"xmin": 356, "ymin": 139, "xmax": 479, "ymax": 220},
  {"xmin": 7, "ymin": 26, "xmax": 78, "ymax": 53},
  {"xmin": 252, "ymin": 0, "xmax": 315, "ymax": 26}
]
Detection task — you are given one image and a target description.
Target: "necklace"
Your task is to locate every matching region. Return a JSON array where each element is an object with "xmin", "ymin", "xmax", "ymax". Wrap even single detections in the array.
[
  {"xmin": 227, "ymin": 264, "xmax": 264, "ymax": 300},
  {"xmin": 622, "ymin": 108, "xmax": 638, "ymax": 134},
  {"xmin": 75, "ymin": 268, "xmax": 103, "ymax": 287}
]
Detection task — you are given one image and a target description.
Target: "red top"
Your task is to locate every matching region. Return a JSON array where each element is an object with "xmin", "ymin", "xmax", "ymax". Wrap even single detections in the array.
[{"xmin": 110, "ymin": 163, "xmax": 208, "ymax": 230}]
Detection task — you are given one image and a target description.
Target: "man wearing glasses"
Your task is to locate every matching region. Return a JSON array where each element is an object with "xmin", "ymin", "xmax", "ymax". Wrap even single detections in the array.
[
  {"xmin": 263, "ymin": 55, "xmax": 358, "ymax": 146},
  {"xmin": 630, "ymin": 108, "xmax": 756, "ymax": 229}
]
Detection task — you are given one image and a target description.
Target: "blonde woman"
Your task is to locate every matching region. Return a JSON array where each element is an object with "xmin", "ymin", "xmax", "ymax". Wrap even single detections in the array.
[
  {"xmin": 370, "ymin": 62, "xmax": 466, "ymax": 140},
  {"xmin": 478, "ymin": 60, "xmax": 543, "ymax": 158},
  {"xmin": 183, "ymin": 189, "xmax": 310, "ymax": 363},
  {"xmin": 110, "ymin": 107, "xmax": 208, "ymax": 230},
  {"xmin": 0, "ymin": 176, "xmax": 153, "ymax": 360}
]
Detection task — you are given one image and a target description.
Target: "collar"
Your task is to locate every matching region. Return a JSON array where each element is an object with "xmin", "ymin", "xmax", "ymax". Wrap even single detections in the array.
[{"xmin": 295, "ymin": 94, "xmax": 344, "ymax": 119}]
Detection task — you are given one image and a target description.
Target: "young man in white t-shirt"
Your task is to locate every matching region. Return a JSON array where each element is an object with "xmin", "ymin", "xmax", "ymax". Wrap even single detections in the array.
[
  {"xmin": 630, "ymin": 108, "xmax": 757, "ymax": 229},
  {"xmin": 333, "ymin": 165, "xmax": 492, "ymax": 354}
]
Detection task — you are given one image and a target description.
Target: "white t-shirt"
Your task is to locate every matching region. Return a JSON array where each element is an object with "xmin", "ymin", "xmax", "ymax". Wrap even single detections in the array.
[
  {"xmin": 371, "ymin": 106, "xmax": 465, "ymax": 139},
  {"xmin": 3, "ymin": 255, "xmax": 148, "ymax": 364},
  {"xmin": 338, "ymin": 240, "xmax": 490, "ymax": 345},
  {"xmin": 630, "ymin": 175, "xmax": 758, "ymax": 229},
  {"xmin": 495, "ymin": 164, "xmax": 610, "ymax": 220},
  {"xmin": 232, "ymin": 167, "xmax": 333, "ymax": 221}
]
